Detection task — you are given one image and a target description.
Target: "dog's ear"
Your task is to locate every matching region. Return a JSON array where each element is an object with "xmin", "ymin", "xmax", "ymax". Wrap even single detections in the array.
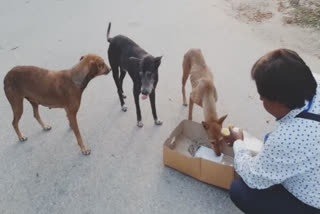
[
  {"xmin": 154, "ymin": 56, "xmax": 162, "ymax": 69},
  {"xmin": 72, "ymin": 70, "xmax": 88, "ymax": 88},
  {"xmin": 71, "ymin": 61, "xmax": 94, "ymax": 89},
  {"xmin": 89, "ymin": 60, "xmax": 99, "ymax": 74},
  {"xmin": 202, "ymin": 121, "xmax": 209, "ymax": 130},
  {"xmin": 80, "ymin": 56, "xmax": 84, "ymax": 61},
  {"xmin": 129, "ymin": 57, "xmax": 141, "ymax": 67},
  {"xmin": 218, "ymin": 115, "xmax": 228, "ymax": 125},
  {"xmin": 77, "ymin": 60, "xmax": 99, "ymax": 89}
]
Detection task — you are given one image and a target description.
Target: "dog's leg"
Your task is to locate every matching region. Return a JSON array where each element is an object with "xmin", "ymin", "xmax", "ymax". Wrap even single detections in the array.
[
  {"xmin": 150, "ymin": 89, "xmax": 162, "ymax": 125},
  {"xmin": 65, "ymin": 108, "xmax": 90, "ymax": 155},
  {"xmin": 9, "ymin": 97, "xmax": 27, "ymax": 141},
  {"xmin": 119, "ymin": 69, "xmax": 127, "ymax": 99},
  {"xmin": 188, "ymin": 97, "xmax": 194, "ymax": 120},
  {"xmin": 133, "ymin": 84, "xmax": 143, "ymax": 127},
  {"xmin": 182, "ymin": 77, "xmax": 188, "ymax": 106},
  {"xmin": 29, "ymin": 101, "xmax": 51, "ymax": 131},
  {"xmin": 182, "ymin": 56, "xmax": 190, "ymax": 106},
  {"xmin": 111, "ymin": 63, "xmax": 126, "ymax": 111}
]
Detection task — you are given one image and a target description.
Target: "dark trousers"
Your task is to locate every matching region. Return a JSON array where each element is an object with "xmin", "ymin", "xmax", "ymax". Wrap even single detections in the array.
[{"xmin": 229, "ymin": 178, "xmax": 320, "ymax": 214}]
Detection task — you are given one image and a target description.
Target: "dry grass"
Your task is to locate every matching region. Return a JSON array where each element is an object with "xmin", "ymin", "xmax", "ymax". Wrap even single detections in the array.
[
  {"xmin": 231, "ymin": 0, "xmax": 320, "ymax": 30},
  {"xmin": 279, "ymin": 0, "xmax": 320, "ymax": 30},
  {"xmin": 236, "ymin": 3, "xmax": 273, "ymax": 22},
  {"xmin": 287, "ymin": 7, "xmax": 320, "ymax": 29}
]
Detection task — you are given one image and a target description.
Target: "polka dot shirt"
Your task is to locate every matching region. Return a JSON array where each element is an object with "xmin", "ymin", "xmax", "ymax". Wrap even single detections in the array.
[{"xmin": 233, "ymin": 83, "xmax": 320, "ymax": 209}]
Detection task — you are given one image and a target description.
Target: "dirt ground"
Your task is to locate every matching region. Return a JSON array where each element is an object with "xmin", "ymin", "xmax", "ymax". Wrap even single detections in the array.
[{"xmin": 225, "ymin": 0, "xmax": 320, "ymax": 59}]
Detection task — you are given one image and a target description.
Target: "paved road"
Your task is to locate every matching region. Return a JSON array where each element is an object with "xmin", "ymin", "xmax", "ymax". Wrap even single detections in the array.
[{"xmin": 1, "ymin": 0, "xmax": 319, "ymax": 213}]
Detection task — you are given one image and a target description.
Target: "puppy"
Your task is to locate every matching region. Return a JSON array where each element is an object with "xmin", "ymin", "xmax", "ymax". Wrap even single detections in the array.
[
  {"xmin": 182, "ymin": 49, "xmax": 227, "ymax": 156},
  {"xmin": 3, "ymin": 54, "xmax": 110, "ymax": 155},
  {"xmin": 106, "ymin": 22, "xmax": 162, "ymax": 127}
]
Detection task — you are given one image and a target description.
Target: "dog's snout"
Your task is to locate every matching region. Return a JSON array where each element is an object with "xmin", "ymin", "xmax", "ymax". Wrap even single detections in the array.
[
  {"xmin": 141, "ymin": 89, "xmax": 148, "ymax": 95},
  {"xmin": 104, "ymin": 67, "xmax": 111, "ymax": 75}
]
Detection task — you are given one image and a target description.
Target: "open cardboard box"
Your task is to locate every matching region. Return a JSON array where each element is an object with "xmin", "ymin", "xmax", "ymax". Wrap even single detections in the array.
[{"xmin": 163, "ymin": 120, "xmax": 262, "ymax": 189}]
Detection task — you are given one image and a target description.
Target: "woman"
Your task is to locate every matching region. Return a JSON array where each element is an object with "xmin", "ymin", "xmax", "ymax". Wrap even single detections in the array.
[{"xmin": 226, "ymin": 49, "xmax": 320, "ymax": 214}]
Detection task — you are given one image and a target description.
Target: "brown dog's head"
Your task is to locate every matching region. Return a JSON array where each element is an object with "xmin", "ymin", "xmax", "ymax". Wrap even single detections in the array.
[
  {"xmin": 79, "ymin": 54, "xmax": 111, "ymax": 76},
  {"xmin": 72, "ymin": 54, "xmax": 111, "ymax": 89},
  {"xmin": 202, "ymin": 114, "xmax": 228, "ymax": 156}
]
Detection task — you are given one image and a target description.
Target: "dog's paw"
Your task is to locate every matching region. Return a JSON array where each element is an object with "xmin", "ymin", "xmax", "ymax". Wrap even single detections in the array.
[
  {"xmin": 155, "ymin": 119, "xmax": 163, "ymax": 126},
  {"xmin": 82, "ymin": 149, "xmax": 91, "ymax": 155},
  {"xmin": 137, "ymin": 121, "xmax": 144, "ymax": 128},
  {"xmin": 19, "ymin": 136, "xmax": 28, "ymax": 142},
  {"xmin": 121, "ymin": 106, "xmax": 128, "ymax": 112},
  {"xmin": 122, "ymin": 94, "xmax": 127, "ymax": 99},
  {"xmin": 43, "ymin": 125, "xmax": 52, "ymax": 131}
]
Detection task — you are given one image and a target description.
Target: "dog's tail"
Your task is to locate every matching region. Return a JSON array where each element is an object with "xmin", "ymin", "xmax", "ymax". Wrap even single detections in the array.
[{"xmin": 106, "ymin": 22, "xmax": 112, "ymax": 42}]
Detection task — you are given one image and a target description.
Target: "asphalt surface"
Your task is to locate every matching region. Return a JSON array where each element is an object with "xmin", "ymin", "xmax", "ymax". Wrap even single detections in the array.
[{"xmin": 1, "ymin": 0, "xmax": 319, "ymax": 213}]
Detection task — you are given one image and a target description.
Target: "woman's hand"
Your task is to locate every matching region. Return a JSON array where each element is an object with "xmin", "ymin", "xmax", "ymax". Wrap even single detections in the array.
[{"xmin": 224, "ymin": 127, "xmax": 244, "ymax": 147}]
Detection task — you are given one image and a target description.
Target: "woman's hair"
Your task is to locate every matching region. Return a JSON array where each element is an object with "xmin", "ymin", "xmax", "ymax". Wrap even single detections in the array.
[{"xmin": 251, "ymin": 48, "xmax": 317, "ymax": 109}]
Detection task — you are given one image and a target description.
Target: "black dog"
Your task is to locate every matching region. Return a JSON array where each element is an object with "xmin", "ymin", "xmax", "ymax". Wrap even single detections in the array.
[{"xmin": 106, "ymin": 22, "xmax": 163, "ymax": 127}]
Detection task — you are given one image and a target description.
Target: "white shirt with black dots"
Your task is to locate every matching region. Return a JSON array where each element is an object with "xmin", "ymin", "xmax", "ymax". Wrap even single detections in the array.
[{"xmin": 233, "ymin": 83, "xmax": 320, "ymax": 209}]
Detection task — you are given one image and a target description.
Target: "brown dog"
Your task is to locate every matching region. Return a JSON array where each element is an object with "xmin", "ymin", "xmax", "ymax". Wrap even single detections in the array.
[
  {"xmin": 182, "ymin": 49, "xmax": 227, "ymax": 156},
  {"xmin": 3, "ymin": 54, "xmax": 110, "ymax": 155}
]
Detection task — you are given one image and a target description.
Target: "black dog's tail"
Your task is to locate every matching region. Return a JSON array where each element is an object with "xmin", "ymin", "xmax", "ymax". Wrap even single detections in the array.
[{"xmin": 106, "ymin": 22, "xmax": 112, "ymax": 42}]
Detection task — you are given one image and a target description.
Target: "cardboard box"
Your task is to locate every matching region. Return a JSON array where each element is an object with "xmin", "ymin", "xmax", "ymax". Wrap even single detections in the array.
[{"xmin": 163, "ymin": 120, "xmax": 262, "ymax": 189}]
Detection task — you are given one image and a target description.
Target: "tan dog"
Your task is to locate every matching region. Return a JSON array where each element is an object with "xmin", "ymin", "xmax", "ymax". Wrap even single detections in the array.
[
  {"xmin": 4, "ymin": 54, "xmax": 110, "ymax": 155},
  {"xmin": 182, "ymin": 49, "xmax": 227, "ymax": 156}
]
